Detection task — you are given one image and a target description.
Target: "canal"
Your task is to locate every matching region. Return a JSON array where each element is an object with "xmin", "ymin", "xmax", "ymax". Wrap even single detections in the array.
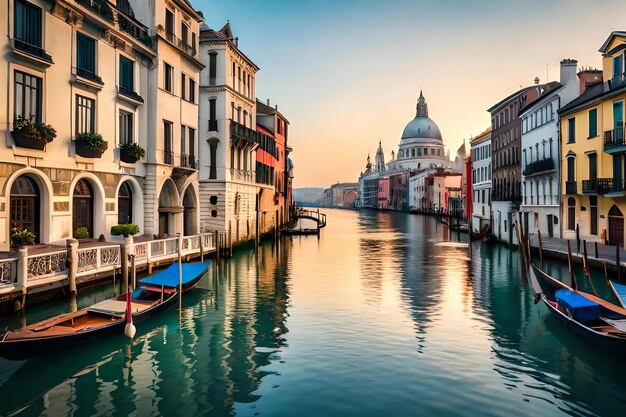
[{"xmin": 1, "ymin": 208, "xmax": 626, "ymax": 416}]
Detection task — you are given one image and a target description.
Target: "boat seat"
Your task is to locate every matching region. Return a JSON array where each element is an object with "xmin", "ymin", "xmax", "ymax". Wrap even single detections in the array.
[
  {"xmin": 600, "ymin": 316, "xmax": 626, "ymax": 333},
  {"xmin": 88, "ymin": 299, "xmax": 153, "ymax": 316}
]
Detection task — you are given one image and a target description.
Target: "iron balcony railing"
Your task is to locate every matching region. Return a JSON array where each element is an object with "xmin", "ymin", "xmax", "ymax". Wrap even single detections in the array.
[
  {"xmin": 180, "ymin": 154, "xmax": 198, "ymax": 169},
  {"xmin": 75, "ymin": 67, "xmax": 103, "ymax": 84},
  {"xmin": 523, "ymin": 157, "xmax": 555, "ymax": 176},
  {"xmin": 604, "ymin": 126, "xmax": 626, "ymax": 151},
  {"xmin": 11, "ymin": 38, "xmax": 53, "ymax": 63},
  {"xmin": 230, "ymin": 121, "xmax": 258, "ymax": 145},
  {"xmin": 610, "ymin": 71, "xmax": 626, "ymax": 90},
  {"xmin": 584, "ymin": 178, "xmax": 626, "ymax": 194},
  {"xmin": 117, "ymin": 13, "xmax": 153, "ymax": 48},
  {"xmin": 565, "ymin": 180, "xmax": 578, "ymax": 195},
  {"xmin": 164, "ymin": 150, "xmax": 174, "ymax": 165},
  {"xmin": 157, "ymin": 26, "xmax": 196, "ymax": 57},
  {"xmin": 76, "ymin": 0, "xmax": 114, "ymax": 22},
  {"xmin": 118, "ymin": 86, "xmax": 144, "ymax": 103}
]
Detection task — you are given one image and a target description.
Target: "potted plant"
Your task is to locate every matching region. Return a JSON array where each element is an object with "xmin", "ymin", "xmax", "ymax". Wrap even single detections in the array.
[
  {"xmin": 75, "ymin": 132, "xmax": 108, "ymax": 158},
  {"xmin": 12, "ymin": 116, "xmax": 57, "ymax": 150},
  {"xmin": 74, "ymin": 226, "xmax": 89, "ymax": 239},
  {"xmin": 10, "ymin": 228, "xmax": 36, "ymax": 249},
  {"xmin": 120, "ymin": 142, "xmax": 145, "ymax": 163},
  {"xmin": 110, "ymin": 224, "xmax": 140, "ymax": 237}
]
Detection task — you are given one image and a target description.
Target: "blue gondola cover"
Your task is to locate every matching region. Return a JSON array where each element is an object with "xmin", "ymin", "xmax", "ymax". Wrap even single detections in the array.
[
  {"xmin": 555, "ymin": 289, "xmax": 601, "ymax": 323},
  {"xmin": 140, "ymin": 262, "xmax": 210, "ymax": 288}
]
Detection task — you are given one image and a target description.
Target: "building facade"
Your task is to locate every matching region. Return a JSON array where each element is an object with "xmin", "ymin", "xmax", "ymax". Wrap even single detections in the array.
[
  {"xmin": 198, "ymin": 22, "xmax": 260, "ymax": 244},
  {"xmin": 0, "ymin": 0, "xmax": 159, "ymax": 250},
  {"xmin": 520, "ymin": 59, "xmax": 581, "ymax": 239},
  {"xmin": 488, "ymin": 79, "xmax": 559, "ymax": 244},
  {"xmin": 470, "ymin": 129, "xmax": 492, "ymax": 232},
  {"xmin": 560, "ymin": 31, "xmax": 626, "ymax": 246}
]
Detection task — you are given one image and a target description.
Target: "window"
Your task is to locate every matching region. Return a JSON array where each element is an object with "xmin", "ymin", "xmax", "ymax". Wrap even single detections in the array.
[
  {"xmin": 188, "ymin": 128, "xmax": 195, "ymax": 159},
  {"xmin": 614, "ymin": 54, "xmax": 623, "ymax": 78},
  {"xmin": 181, "ymin": 73, "xmax": 187, "ymax": 100},
  {"xmin": 588, "ymin": 153, "xmax": 597, "ymax": 179},
  {"xmin": 209, "ymin": 98, "xmax": 217, "ymax": 131},
  {"xmin": 181, "ymin": 124, "xmax": 186, "ymax": 155},
  {"xmin": 164, "ymin": 120, "xmax": 173, "ymax": 164},
  {"xmin": 75, "ymin": 95, "xmax": 95, "ymax": 135},
  {"xmin": 589, "ymin": 109, "xmax": 597, "ymax": 138},
  {"xmin": 76, "ymin": 33, "xmax": 96, "ymax": 79},
  {"xmin": 181, "ymin": 23, "xmax": 189, "ymax": 46},
  {"xmin": 119, "ymin": 56, "xmax": 134, "ymax": 91},
  {"xmin": 567, "ymin": 118, "xmax": 575, "ymax": 143},
  {"xmin": 165, "ymin": 8, "xmax": 174, "ymax": 37},
  {"xmin": 189, "ymin": 78, "xmax": 195, "ymax": 103},
  {"xmin": 118, "ymin": 181, "xmax": 133, "ymax": 225},
  {"xmin": 209, "ymin": 52, "xmax": 217, "ymax": 85},
  {"xmin": 568, "ymin": 198, "xmax": 576, "ymax": 231},
  {"xmin": 119, "ymin": 110, "xmax": 133, "ymax": 145},
  {"xmin": 14, "ymin": 0, "xmax": 42, "ymax": 50},
  {"xmin": 590, "ymin": 196, "xmax": 598, "ymax": 235},
  {"xmin": 14, "ymin": 70, "xmax": 42, "ymax": 122},
  {"xmin": 165, "ymin": 63, "xmax": 173, "ymax": 93},
  {"xmin": 567, "ymin": 157, "xmax": 575, "ymax": 182}
]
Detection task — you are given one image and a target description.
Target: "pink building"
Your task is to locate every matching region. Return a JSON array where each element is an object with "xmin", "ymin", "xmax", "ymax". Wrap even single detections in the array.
[{"xmin": 378, "ymin": 176, "xmax": 390, "ymax": 209}]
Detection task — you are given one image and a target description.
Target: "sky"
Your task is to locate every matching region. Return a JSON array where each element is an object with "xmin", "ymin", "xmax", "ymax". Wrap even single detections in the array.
[{"xmin": 195, "ymin": 0, "xmax": 626, "ymax": 188}]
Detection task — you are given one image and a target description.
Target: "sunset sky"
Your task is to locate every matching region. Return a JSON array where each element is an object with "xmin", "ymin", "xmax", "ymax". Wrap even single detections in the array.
[{"xmin": 198, "ymin": 0, "xmax": 626, "ymax": 188}]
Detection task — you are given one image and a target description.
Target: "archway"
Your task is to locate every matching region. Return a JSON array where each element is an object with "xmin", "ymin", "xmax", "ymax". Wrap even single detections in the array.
[
  {"xmin": 609, "ymin": 205, "xmax": 624, "ymax": 247},
  {"xmin": 118, "ymin": 181, "xmax": 133, "ymax": 225},
  {"xmin": 157, "ymin": 179, "xmax": 180, "ymax": 237},
  {"xmin": 72, "ymin": 179, "xmax": 94, "ymax": 238},
  {"xmin": 182, "ymin": 185, "xmax": 198, "ymax": 236},
  {"xmin": 10, "ymin": 175, "xmax": 41, "ymax": 243}
]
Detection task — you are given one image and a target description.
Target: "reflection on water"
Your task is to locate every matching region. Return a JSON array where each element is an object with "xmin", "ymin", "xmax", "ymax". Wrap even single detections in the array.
[{"xmin": 0, "ymin": 209, "xmax": 625, "ymax": 416}]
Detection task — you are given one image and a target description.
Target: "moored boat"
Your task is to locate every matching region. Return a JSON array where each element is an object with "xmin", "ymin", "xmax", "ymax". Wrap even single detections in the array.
[
  {"xmin": 529, "ymin": 264, "xmax": 626, "ymax": 354},
  {"xmin": 0, "ymin": 261, "xmax": 210, "ymax": 361}
]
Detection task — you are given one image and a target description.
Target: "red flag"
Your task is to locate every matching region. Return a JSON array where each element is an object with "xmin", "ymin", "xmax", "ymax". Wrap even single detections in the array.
[{"xmin": 126, "ymin": 290, "xmax": 133, "ymax": 324}]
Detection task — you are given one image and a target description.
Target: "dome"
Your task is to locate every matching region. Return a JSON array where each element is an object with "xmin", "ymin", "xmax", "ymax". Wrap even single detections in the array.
[{"xmin": 401, "ymin": 91, "xmax": 443, "ymax": 142}]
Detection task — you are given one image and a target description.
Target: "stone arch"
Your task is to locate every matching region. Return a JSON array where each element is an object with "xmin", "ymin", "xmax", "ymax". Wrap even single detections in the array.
[
  {"xmin": 70, "ymin": 173, "xmax": 106, "ymax": 239},
  {"xmin": 4, "ymin": 168, "xmax": 53, "ymax": 246},
  {"xmin": 181, "ymin": 182, "xmax": 199, "ymax": 236},
  {"xmin": 157, "ymin": 177, "xmax": 180, "ymax": 236},
  {"xmin": 115, "ymin": 176, "xmax": 144, "ymax": 233},
  {"xmin": 609, "ymin": 205, "xmax": 624, "ymax": 247}
]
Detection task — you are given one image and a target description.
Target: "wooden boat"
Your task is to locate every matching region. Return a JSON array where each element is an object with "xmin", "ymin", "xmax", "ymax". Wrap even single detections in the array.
[
  {"xmin": 529, "ymin": 264, "xmax": 626, "ymax": 354},
  {"xmin": 0, "ymin": 261, "xmax": 209, "ymax": 361},
  {"xmin": 608, "ymin": 279, "xmax": 626, "ymax": 309}
]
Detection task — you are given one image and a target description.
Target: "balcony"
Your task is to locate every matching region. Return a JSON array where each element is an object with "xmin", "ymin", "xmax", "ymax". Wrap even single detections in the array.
[
  {"xmin": 522, "ymin": 157, "xmax": 555, "ymax": 176},
  {"xmin": 76, "ymin": 0, "xmax": 114, "ymax": 22},
  {"xmin": 157, "ymin": 26, "xmax": 197, "ymax": 58},
  {"xmin": 10, "ymin": 38, "xmax": 53, "ymax": 66},
  {"xmin": 604, "ymin": 127, "xmax": 626, "ymax": 154},
  {"xmin": 583, "ymin": 178, "xmax": 626, "ymax": 196},
  {"xmin": 163, "ymin": 150, "xmax": 174, "ymax": 165},
  {"xmin": 610, "ymin": 71, "xmax": 626, "ymax": 90},
  {"xmin": 230, "ymin": 121, "xmax": 258, "ymax": 148},
  {"xmin": 180, "ymin": 154, "xmax": 199, "ymax": 170},
  {"xmin": 117, "ymin": 86, "xmax": 144, "ymax": 105},
  {"xmin": 565, "ymin": 181, "xmax": 578, "ymax": 195},
  {"xmin": 117, "ymin": 13, "xmax": 153, "ymax": 49}
]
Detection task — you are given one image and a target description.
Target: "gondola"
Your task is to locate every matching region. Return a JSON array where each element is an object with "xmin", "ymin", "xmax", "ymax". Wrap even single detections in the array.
[
  {"xmin": 608, "ymin": 279, "xmax": 626, "ymax": 309},
  {"xmin": 0, "ymin": 261, "xmax": 209, "ymax": 361},
  {"xmin": 529, "ymin": 263, "xmax": 626, "ymax": 354}
]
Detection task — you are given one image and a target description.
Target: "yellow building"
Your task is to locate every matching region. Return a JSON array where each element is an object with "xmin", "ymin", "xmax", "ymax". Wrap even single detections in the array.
[{"xmin": 559, "ymin": 31, "xmax": 626, "ymax": 246}]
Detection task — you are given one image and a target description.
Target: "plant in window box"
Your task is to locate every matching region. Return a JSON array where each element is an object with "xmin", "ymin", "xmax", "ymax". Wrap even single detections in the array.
[
  {"xmin": 12, "ymin": 116, "xmax": 57, "ymax": 151},
  {"xmin": 10, "ymin": 228, "xmax": 36, "ymax": 249},
  {"xmin": 75, "ymin": 132, "xmax": 108, "ymax": 158},
  {"xmin": 119, "ymin": 142, "xmax": 145, "ymax": 163},
  {"xmin": 74, "ymin": 227, "xmax": 89, "ymax": 239},
  {"xmin": 111, "ymin": 224, "xmax": 140, "ymax": 237}
]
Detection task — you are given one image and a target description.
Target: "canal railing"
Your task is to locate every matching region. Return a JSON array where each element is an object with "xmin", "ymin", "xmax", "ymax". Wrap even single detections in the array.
[
  {"xmin": 0, "ymin": 232, "xmax": 218, "ymax": 296},
  {"xmin": 297, "ymin": 208, "xmax": 327, "ymax": 228}
]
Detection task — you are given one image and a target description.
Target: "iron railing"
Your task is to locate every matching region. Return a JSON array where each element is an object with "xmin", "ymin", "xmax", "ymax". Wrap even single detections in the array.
[
  {"xmin": 230, "ymin": 120, "xmax": 258, "ymax": 145},
  {"xmin": 118, "ymin": 86, "xmax": 144, "ymax": 103},
  {"xmin": 523, "ymin": 157, "xmax": 555, "ymax": 176},
  {"xmin": 604, "ymin": 127, "xmax": 626, "ymax": 151},
  {"xmin": 75, "ymin": 67, "xmax": 103, "ymax": 84},
  {"xmin": 11, "ymin": 38, "xmax": 53, "ymax": 63},
  {"xmin": 180, "ymin": 154, "xmax": 199, "ymax": 169}
]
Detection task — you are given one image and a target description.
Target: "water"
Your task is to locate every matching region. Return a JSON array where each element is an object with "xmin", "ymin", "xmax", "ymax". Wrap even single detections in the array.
[{"xmin": 1, "ymin": 208, "xmax": 626, "ymax": 416}]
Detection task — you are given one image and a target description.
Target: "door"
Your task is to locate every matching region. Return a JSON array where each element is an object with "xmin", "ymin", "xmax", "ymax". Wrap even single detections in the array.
[
  {"xmin": 609, "ymin": 205, "xmax": 624, "ymax": 247},
  {"xmin": 72, "ymin": 179, "xmax": 93, "ymax": 238},
  {"xmin": 159, "ymin": 212, "xmax": 169, "ymax": 237},
  {"xmin": 10, "ymin": 176, "xmax": 40, "ymax": 243},
  {"xmin": 547, "ymin": 214, "xmax": 554, "ymax": 238}
]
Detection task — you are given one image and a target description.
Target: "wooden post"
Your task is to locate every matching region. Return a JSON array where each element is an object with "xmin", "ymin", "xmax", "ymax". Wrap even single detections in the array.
[
  {"xmin": 112, "ymin": 267, "xmax": 117, "ymax": 297},
  {"xmin": 576, "ymin": 224, "xmax": 580, "ymax": 254},
  {"xmin": 121, "ymin": 244, "xmax": 128, "ymax": 293},
  {"xmin": 567, "ymin": 240, "xmax": 577, "ymax": 290},
  {"xmin": 617, "ymin": 245, "xmax": 622, "ymax": 283},
  {"xmin": 595, "ymin": 241, "xmax": 599, "ymax": 259},
  {"xmin": 178, "ymin": 236, "xmax": 183, "ymax": 312},
  {"xmin": 604, "ymin": 261, "xmax": 609, "ymax": 284},
  {"xmin": 583, "ymin": 240, "xmax": 589, "ymax": 276},
  {"xmin": 131, "ymin": 254, "xmax": 136, "ymax": 289},
  {"xmin": 537, "ymin": 230, "xmax": 543, "ymax": 270},
  {"xmin": 199, "ymin": 235, "xmax": 204, "ymax": 262},
  {"xmin": 215, "ymin": 230, "xmax": 220, "ymax": 261},
  {"xmin": 67, "ymin": 239, "xmax": 78, "ymax": 295}
]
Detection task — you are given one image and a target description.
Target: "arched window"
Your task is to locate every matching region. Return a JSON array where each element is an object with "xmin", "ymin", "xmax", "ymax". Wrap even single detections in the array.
[
  {"xmin": 10, "ymin": 176, "xmax": 40, "ymax": 242},
  {"xmin": 73, "ymin": 179, "xmax": 93, "ymax": 238},
  {"xmin": 118, "ymin": 181, "xmax": 133, "ymax": 224},
  {"xmin": 411, "ymin": 148, "xmax": 415, "ymax": 157}
]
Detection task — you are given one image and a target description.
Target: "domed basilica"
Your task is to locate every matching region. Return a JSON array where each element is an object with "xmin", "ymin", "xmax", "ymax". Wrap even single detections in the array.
[{"xmin": 387, "ymin": 91, "xmax": 450, "ymax": 171}]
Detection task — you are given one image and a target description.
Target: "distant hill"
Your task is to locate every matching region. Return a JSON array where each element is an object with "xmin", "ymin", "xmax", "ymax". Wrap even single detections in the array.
[{"xmin": 293, "ymin": 187, "xmax": 325, "ymax": 205}]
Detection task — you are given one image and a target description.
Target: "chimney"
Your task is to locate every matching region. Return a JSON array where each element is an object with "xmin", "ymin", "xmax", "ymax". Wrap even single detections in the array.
[
  {"xmin": 534, "ymin": 77, "xmax": 540, "ymax": 85},
  {"xmin": 578, "ymin": 68, "xmax": 603, "ymax": 94},
  {"xmin": 560, "ymin": 58, "xmax": 578, "ymax": 87},
  {"xmin": 235, "ymin": 37, "xmax": 239, "ymax": 47},
  {"xmin": 267, "ymin": 99, "xmax": 270, "ymax": 106},
  {"xmin": 275, "ymin": 104, "xmax": 278, "ymax": 111}
]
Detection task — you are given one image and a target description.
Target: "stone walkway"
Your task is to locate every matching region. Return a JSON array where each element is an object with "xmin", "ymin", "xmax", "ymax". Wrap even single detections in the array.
[{"xmin": 527, "ymin": 234, "xmax": 626, "ymax": 269}]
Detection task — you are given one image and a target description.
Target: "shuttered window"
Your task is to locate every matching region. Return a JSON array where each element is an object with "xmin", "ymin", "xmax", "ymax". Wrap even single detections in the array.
[
  {"xmin": 589, "ymin": 109, "xmax": 597, "ymax": 138},
  {"xmin": 14, "ymin": 0, "xmax": 42, "ymax": 47},
  {"xmin": 119, "ymin": 56, "xmax": 134, "ymax": 91},
  {"xmin": 77, "ymin": 33, "xmax": 96, "ymax": 75}
]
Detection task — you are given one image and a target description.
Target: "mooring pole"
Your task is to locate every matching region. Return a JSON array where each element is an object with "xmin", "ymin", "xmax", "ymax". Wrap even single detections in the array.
[
  {"xmin": 567, "ymin": 240, "xmax": 577, "ymax": 290},
  {"xmin": 617, "ymin": 245, "xmax": 622, "ymax": 283},
  {"xmin": 537, "ymin": 230, "xmax": 543, "ymax": 270}
]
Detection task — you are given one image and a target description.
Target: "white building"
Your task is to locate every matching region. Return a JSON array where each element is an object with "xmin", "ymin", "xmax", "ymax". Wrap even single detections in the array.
[
  {"xmin": 198, "ymin": 22, "xmax": 260, "ymax": 245},
  {"xmin": 470, "ymin": 129, "xmax": 492, "ymax": 232},
  {"xmin": 0, "ymin": 0, "xmax": 158, "ymax": 249},
  {"xmin": 130, "ymin": 0, "xmax": 204, "ymax": 238},
  {"xmin": 520, "ymin": 59, "xmax": 580, "ymax": 238}
]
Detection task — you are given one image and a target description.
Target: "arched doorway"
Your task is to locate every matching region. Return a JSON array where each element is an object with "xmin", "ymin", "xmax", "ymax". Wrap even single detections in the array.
[
  {"xmin": 182, "ymin": 186, "xmax": 197, "ymax": 236},
  {"xmin": 118, "ymin": 181, "xmax": 133, "ymax": 224},
  {"xmin": 73, "ymin": 179, "xmax": 93, "ymax": 238},
  {"xmin": 609, "ymin": 205, "xmax": 624, "ymax": 247},
  {"xmin": 10, "ymin": 176, "xmax": 40, "ymax": 243},
  {"xmin": 158, "ymin": 179, "xmax": 179, "ymax": 237}
]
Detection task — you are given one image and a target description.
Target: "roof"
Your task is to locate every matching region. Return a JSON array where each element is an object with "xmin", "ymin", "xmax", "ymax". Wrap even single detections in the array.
[
  {"xmin": 487, "ymin": 82, "xmax": 560, "ymax": 113},
  {"xmin": 599, "ymin": 31, "xmax": 626, "ymax": 54},
  {"xmin": 558, "ymin": 82, "xmax": 606, "ymax": 116},
  {"xmin": 175, "ymin": 0, "xmax": 204, "ymax": 22},
  {"xmin": 256, "ymin": 99, "xmax": 290, "ymax": 124},
  {"xmin": 519, "ymin": 82, "xmax": 563, "ymax": 116},
  {"xmin": 470, "ymin": 128, "xmax": 492, "ymax": 144},
  {"xmin": 200, "ymin": 22, "xmax": 260, "ymax": 71}
]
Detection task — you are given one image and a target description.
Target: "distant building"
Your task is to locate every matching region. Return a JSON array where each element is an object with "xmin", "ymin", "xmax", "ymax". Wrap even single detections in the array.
[
  {"xmin": 520, "ymin": 59, "xmax": 582, "ymax": 239},
  {"xmin": 293, "ymin": 187, "xmax": 325, "ymax": 206},
  {"xmin": 470, "ymin": 129, "xmax": 492, "ymax": 232}
]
